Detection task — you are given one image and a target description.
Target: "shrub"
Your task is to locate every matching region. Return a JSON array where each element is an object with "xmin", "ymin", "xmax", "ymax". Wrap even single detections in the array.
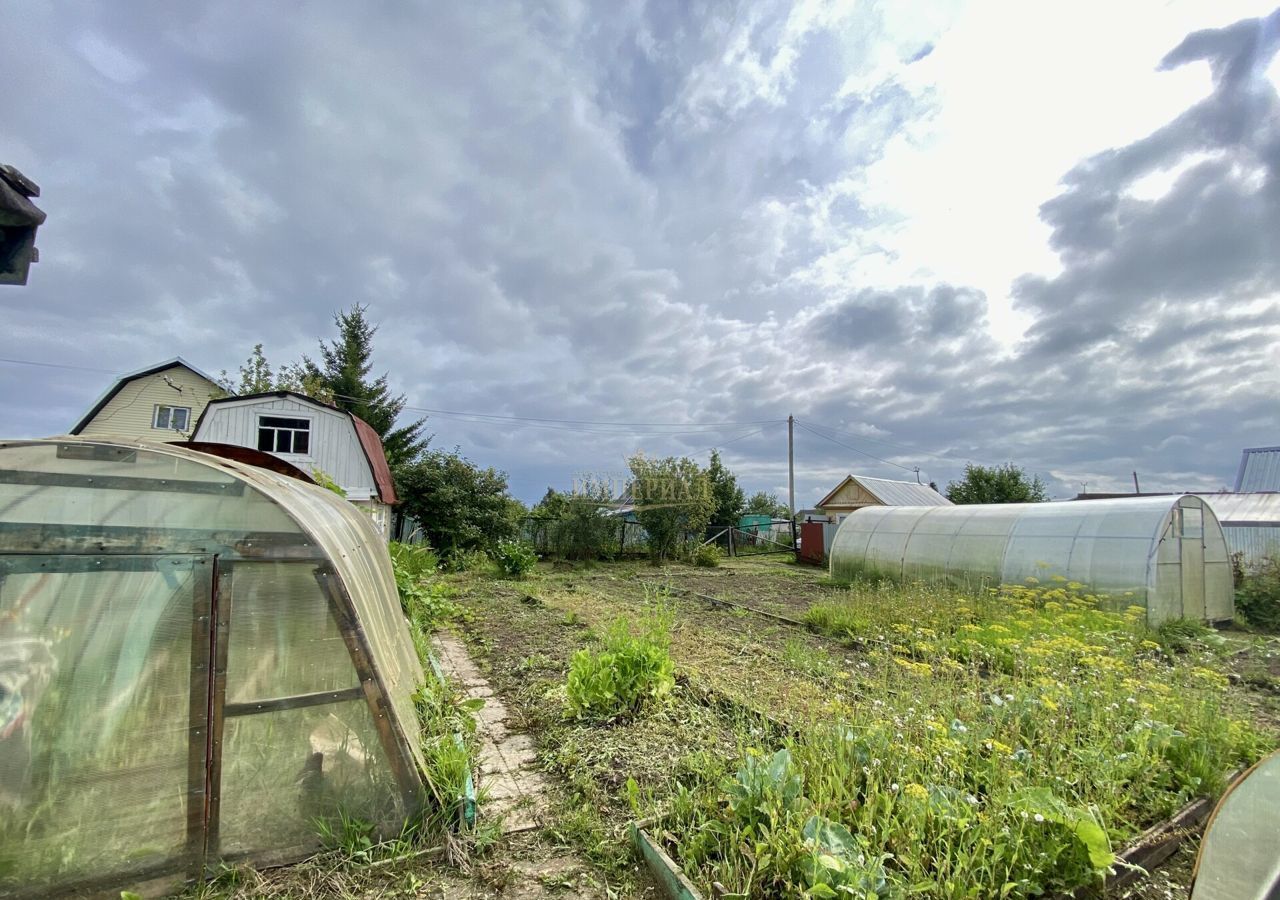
[
  {"xmin": 1237, "ymin": 554, "xmax": 1280, "ymax": 631},
  {"xmin": 492, "ymin": 540, "xmax": 538, "ymax": 579},
  {"xmin": 691, "ymin": 542, "xmax": 722, "ymax": 568},
  {"xmin": 1156, "ymin": 617, "xmax": 1215, "ymax": 653},
  {"xmin": 441, "ymin": 548, "xmax": 492, "ymax": 574},
  {"xmin": 566, "ymin": 617, "xmax": 675, "ymax": 720},
  {"xmin": 390, "ymin": 543, "xmax": 455, "ymax": 643},
  {"xmin": 536, "ymin": 481, "xmax": 622, "ymax": 561},
  {"xmin": 389, "ymin": 541, "xmax": 439, "ymax": 580}
]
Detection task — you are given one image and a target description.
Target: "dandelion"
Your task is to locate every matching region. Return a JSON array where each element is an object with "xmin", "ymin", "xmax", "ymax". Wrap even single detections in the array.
[{"xmin": 1033, "ymin": 813, "xmax": 1045, "ymax": 823}]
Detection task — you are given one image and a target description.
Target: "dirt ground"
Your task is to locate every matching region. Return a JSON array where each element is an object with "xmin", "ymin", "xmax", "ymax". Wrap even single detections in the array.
[{"xmin": 441, "ymin": 556, "xmax": 1280, "ymax": 900}]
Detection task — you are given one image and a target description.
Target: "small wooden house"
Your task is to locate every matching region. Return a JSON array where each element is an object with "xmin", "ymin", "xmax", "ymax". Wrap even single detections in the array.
[
  {"xmin": 193, "ymin": 391, "xmax": 398, "ymax": 537},
  {"xmin": 815, "ymin": 474, "xmax": 952, "ymax": 525}
]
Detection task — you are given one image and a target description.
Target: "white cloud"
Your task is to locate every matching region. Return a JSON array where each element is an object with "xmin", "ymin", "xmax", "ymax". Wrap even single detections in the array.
[
  {"xmin": 2, "ymin": 1, "xmax": 1278, "ymax": 506},
  {"xmin": 74, "ymin": 33, "xmax": 146, "ymax": 83}
]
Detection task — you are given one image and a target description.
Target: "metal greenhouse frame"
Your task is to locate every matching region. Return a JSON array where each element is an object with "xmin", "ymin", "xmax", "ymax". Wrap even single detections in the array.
[
  {"xmin": 828, "ymin": 495, "xmax": 1233, "ymax": 625},
  {"xmin": 0, "ymin": 439, "xmax": 426, "ymax": 897}
]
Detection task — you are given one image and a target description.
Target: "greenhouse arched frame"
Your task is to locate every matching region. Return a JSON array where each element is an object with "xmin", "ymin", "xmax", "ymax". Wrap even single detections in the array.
[
  {"xmin": 828, "ymin": 495, "xmax": 1233, "ymax": 625},
  {"xmin": 0, "ymin": 438, "xmax": 427, "ymax": 897}
]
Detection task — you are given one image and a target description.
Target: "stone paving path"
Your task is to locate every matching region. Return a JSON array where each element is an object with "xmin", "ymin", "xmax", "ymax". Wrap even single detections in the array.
[{"xmin": 432, "ymin": 632, "xmax": 550, "ymax": 834}]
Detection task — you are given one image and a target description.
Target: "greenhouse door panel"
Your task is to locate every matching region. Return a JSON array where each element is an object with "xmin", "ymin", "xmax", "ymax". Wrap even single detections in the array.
[
  {"xmin": 207, "ymin": 561, "xmax": 402, "ymax": 866},
  {"xmin": 1180, "ymin": 506, "xmax": 1206, "ymax": 621},
  {"xmin": 0, "ymin": 554, "xmax": 211, "ymax": 895}
]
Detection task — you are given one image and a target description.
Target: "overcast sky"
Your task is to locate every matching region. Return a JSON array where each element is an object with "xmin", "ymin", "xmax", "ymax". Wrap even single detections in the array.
[{"xmin": 2, "ymin": 1, "xmax": 1278, "ymax": 505}]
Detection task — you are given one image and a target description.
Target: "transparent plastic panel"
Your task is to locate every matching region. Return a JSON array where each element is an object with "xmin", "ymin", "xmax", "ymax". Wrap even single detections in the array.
[
  {"xmin": 218, "ymin": 700, "xmax": 402, "ymax": 858},
  {"xmin": 949, "ymin": 509, "xmax": 1018, "ymax": 583},
  {"xmin": 228, "ymin": 466, "xmax": 426, "ymax": 774},
  {"xmin": 0, "ymin": 556, "xmax": 202, "ymax": 892},
  {"xmin": 901, "ymin": 509, "xmax": 964, "ymax": 581},
  {"xmin": 1188, "ymin": 497, "xmax": 1235, "ymax": 622},
  {"xmin": 225, "ymin": 562, "xmax": 359, "ymax": 704},
  {"xmin": 1002, "ymin": 537, "xmax": 1077, "ymax": 584},
  {"xmin": 861, "ymin": 508, "xmax": 925, "ymax": 579},
  {"xmin": 1080, "ymin": 536, "xmax": 1154, "ymax": 606},
  {"xmin": 828, "ymin": 512, "xmax": 877, "ymax": 581},
  {"xmin": 1191, "ymin": 750, "xmax": 1280, "ymax": 900},
  {"xmin": 0, "ymin": 441, "xmax": 300, "ymax": 537}
]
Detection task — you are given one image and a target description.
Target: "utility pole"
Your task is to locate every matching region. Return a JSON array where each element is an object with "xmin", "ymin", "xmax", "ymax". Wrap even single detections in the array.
[
  {"xmin": 913, "ymin": 466, "xmax": 921, "ymax": 484},
  {"xmin": 787, "ymin": 415, "xmax": 795, "ymax": 517},
  {"xmin": 787, "ymin": 414, "xmax": 797, "ymax": 558}
]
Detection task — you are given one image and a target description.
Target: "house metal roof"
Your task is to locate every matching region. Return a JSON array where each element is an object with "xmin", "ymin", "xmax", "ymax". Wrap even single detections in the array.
[
  {"xmin": 818, "ymin": 474, "xmax": 952, "ymax": 509},
  {"xmin": 1235, "ymin": 447, "xmax": 1280, "ymax": 492}
]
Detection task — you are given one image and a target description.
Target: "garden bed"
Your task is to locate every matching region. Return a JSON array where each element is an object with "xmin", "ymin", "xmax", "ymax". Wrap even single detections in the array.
[{"xmin": 448, "ymin": 558, "xmax": 1280, "ymax": 899}]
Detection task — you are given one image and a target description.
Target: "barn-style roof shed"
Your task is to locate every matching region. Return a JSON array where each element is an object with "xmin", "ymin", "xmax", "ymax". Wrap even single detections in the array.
[
  {"xmin": 0, "ymin": 438, "xmax": 426, "ymax": 896},
  {"xmin": 828, "ymin": 495, "xmax": 1233, "ymax": 625}
]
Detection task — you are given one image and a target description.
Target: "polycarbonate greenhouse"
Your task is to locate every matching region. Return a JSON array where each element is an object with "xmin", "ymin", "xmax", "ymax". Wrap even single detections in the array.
[
  {"xmin": 829, "ymin": 495, "xmax": 1233, "ymax": 625},
  {"xmin": 0, "ymin": 438, "xmax": 427, "ymax": 897}
]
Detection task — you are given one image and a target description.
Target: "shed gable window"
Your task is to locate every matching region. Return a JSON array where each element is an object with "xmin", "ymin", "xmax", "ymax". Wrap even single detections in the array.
[
  {"xmin": 153, "ymin": 405, "xmax": 191, "ymax": 431},
  {"xmin": 257, "ymin": 416, "xmax": 311, "ymax": 455}
]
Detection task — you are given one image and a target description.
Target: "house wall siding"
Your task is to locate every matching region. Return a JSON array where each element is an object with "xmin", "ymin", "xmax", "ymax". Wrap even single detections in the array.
[
  {"xmin": 78, "ymin": 367, "xmax": 221, "ymax": 440},
  {"xmin": 194, "ymin": 397, "xmax": 379, "ymax": 501}
]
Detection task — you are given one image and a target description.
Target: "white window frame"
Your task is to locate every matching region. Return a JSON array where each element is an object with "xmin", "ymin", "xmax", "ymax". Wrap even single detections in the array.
[
  {"xmin": 153, "ymin": 404, "xmax": 192, "ymax": 431},
  {"xmin": 257, "ymin": 414, "xmax": 313, "ymax": 456}
]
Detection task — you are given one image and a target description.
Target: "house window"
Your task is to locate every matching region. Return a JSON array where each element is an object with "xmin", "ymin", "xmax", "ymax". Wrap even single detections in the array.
[
  {"xmin": 153, "ymin": 405, "xmax": 191, "ymax": 431},
  {"xmin": 257, "ymin": 416, "xmax": 311, "ymax": 455}
]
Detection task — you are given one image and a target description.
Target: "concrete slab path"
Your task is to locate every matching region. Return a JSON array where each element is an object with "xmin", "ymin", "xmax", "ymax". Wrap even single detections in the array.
[{"xmin": 432, "ymin": 632, "xmax": 551, "ymax": 834}]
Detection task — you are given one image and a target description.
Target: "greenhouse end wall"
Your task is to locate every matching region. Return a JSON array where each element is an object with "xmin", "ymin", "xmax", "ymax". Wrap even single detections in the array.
[
  {"xmin": 828, "ymin": 495, "xmax": 1233, "ymax": 625},
  {"xmin": 0, "ymin": 439, "xmax": 426, "ymax": 897}
]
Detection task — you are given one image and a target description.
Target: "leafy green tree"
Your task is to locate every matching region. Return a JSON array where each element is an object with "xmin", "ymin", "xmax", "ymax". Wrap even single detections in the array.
[
  {"xmin": 744, "ymin": 490, "xmax": 790, "ymax": 519},
  {"xmin": 706, "ymin": 449, "xmax": 745, "ymax": 525},
  {"xmin": 306, "ymin": 305, "xmax": 428, "ymax": 470},
  {"xmin": 531, "ymin": 487, "xmax": 570, "ymax": 519},
  {"xmin": 394, "ymin": 448, "xmax": 517, "ymax": 554},
  {"xmin": 528, "ymin": 482, "xmax": 621, "ymax": 560},
  {"xmin": 946, "ymin": 463, "xmax": 1048, "ymax": 504},
  {"xmin": 627, "ymin": 453, "xmax": 713, "ymax": 560},
  {"xmin": 217, "ymin": 344, "xmax": 332, "ymax": 400}
]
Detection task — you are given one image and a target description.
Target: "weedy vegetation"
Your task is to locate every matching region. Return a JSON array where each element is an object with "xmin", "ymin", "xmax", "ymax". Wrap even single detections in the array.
[
  {"xmin": 435, "ymin": 554, "xmax": 1280, "ymax": 899},
  {"xmin": 566, "ymin": 601, "xmax": 677, "ymax": 721},
  {"xmin": 565, "ymin": 620, "xmax": 676, "ymax": 721},
  {"xmin": 690, "ymin": 542, "xmax": 723, "ymax": 568},
  {"xmin": 491, "ymin": 539, "xmax": 539, "ymax": 579},
  {"xmin": 651, "ymin": 576, "xmax": 1265, "ymax": 898},
  {"xmin": 1236, "ymin": 553, "xmax": 1280, "ymax": 632}
]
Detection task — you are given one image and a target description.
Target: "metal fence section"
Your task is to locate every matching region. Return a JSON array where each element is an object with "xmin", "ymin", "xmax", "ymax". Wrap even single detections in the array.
[{"xmin": 705, "ymin": 519, "xmax": 795, "ymax": 557}]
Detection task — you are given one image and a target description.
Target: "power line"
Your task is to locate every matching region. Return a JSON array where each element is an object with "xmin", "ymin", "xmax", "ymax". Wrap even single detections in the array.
[
  {"xmin": 0, "ymin": 356, "xmax": 116, "ymax": 374},
  {"xmin": 793, "ymin": 420, "xmax": 916, "ymax": 473},
  {"xmin": 1, "ymin": 354, "xmax": 785, "ymax": 438},
  {"xmin": 691, "ymin": 424, "xmax": 774, "ymax": 456},
  {"xmin": 796, "ymin": 418, "xmax": 990, "ymax": 469}
]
